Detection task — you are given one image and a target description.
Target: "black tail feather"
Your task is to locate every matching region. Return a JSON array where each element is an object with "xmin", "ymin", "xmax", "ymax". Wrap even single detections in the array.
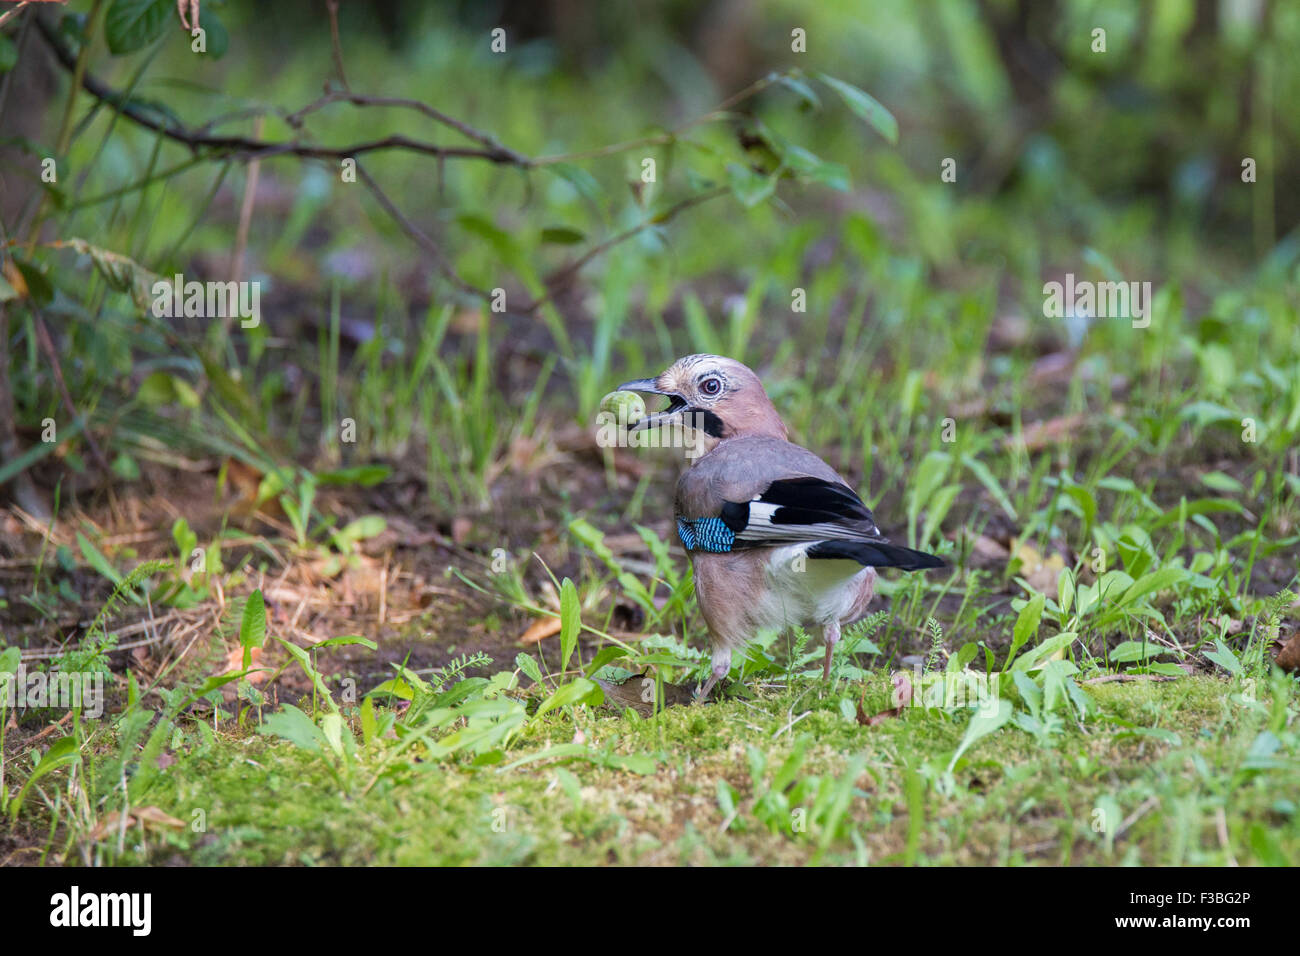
[{"xmin": 806, "ymin": 539, "xmax": 945, "ymax": 571}]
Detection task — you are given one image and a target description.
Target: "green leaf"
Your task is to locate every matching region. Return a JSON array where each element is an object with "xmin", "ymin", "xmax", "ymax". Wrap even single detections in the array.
[
  {"xmin": 1203, "ymin": 639, "xmax": 1243, "ymax": 676},
  {"xmin": 515, "ymin": 652, "xmax": 544, "ymax": 685},
  {"xmin": 1200, "ymin": 471, "xmax": 1244, "ymax": 494},
  {"xmin": 1061, "ymin": 484, "xmax": 1097, "ymax": 529},
  {"xmin": 312, "ymin": 634, "xmax": 378, "ymax": 650},
  {"xmin": 12, "ymin": 256, "xmax": 54, "ymax": 306},
  {"xmin": 775, "ymin": 72, "xmax": 821, "ymax": 110},
  {"xmin": 583, "ymin": 645, "xmax": 628, "ymax": 677},
  {"xmin": 559, "ymin": 578, "xmax": 580, "ymax": 673},
  {"xmin": 815, "ymin": 72, "xmax": 899, "ymax": 144},
  {"xmin": 1179, "ymin": 401, "xmax": 1239, "ymax": 428},
  {"xmin": 1119, "ymin": 566, "xmax": 1185, "ymax": 607},
  {"xmin": 111, "ymin": 452, "xmax": 140, "ymax": 481},
  {"xmin": 360, "ymin": 696, "xmax": 377, "ymax": 745},
  {"xmin": 137, "ymin": 371, "xmax": 178, "ymax": 407},
  {"xmin": 1005, "ymin": 592, "xmax": 1044, "ymax": 669},
  {"xmin": 755, "ymin": 123, "xmax": 847, "ymax": 191},
  {"xmin": 274, "ymin": 637, "xmax": 337, "ymax": 711},
  {"xmin": 725, "ymin": 162, "xmax": 778, "ymax": 207},
  {"xmin": 77, "ymin": 531, "xmax": 124, "ymax": 589},
  {"xmin": 1011, "ymin": 632, "xmax": 1076, "ymax": 672},
  {"xmin": 532, "ymin": 677, "xmax": 602, "ymax": 722},
  {"xmin": 947, "ymin": 642, "xmax": 979, "ymax": 673},
  {"xmin": 367, "ymin": 677, "xmax": 416, "ymax": 702},
  {"xmin": 963, "ymin": 454, "xmax": 1017, "ymax": 520},
  {"xmin": 239, "ymin": 590, "xmax": 266, "ymax": 669},
  {"xmin": 334, "ymin": 515, "xmax": 387, "ymax": 548},
  {"xmin": 104, "ymin": 0, "xmax": 171, "ymax": 56},
  {"xmin": 1146, "ymin": 662, "xmax": 1188, "ymax": 677},
  {"xmin": 947, "ymin": 698, "xmax": 1012, "ymax": 772},
  {"xmin": 0, "ymin": 33, "xmax": 17, "ymax": 73},
  {"xmin": 546, "ymin": 162, "xmax": 602, "ymax": 205},
  {"xmin": 60, "ymin": 238, "xmax": 159, "ymax": 310},
  {"xmin": 1242, "ymin": 730, "xmax": 1285, "ymax": 770},
  {"xmin": 258, "ymin": 704, "xmax": 327, "ymax": 753},
  {"xmin": 541, "ymin": 226, "xmax": 586, "ymax": 245},
  {"xmin": 11, "ymin": 737, "xmax": 81, "ymax": 821},
  {"xmin": 315, "ymin": 465, "xmax": 391, "ymax": 487},
  {"xmin": 320, "ymin": 713, "xmax": 346, "ymax": 758},
  {"xmin": 1108, "ymin": 640, "xmax": 1167, "ymax": 663},
  {"xmin": 1058, "ymin": 566, "xmax": 1075, "ymax": 616},
  {"xmin": 603, "ymin": 753, "xmax": 657, "ymax": 774},
  {"xmin": 1111, "ymin": 723, "xmax": 1181, "ymax": 746},
  {"xmin": 195, "ymin": 6, "xmax": 229, "ymax": 59}
]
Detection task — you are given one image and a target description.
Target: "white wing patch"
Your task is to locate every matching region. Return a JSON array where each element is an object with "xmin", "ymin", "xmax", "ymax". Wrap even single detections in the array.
[{"xmin": 736, "ymin": 502, "xmax": 877, "ymax": 546}]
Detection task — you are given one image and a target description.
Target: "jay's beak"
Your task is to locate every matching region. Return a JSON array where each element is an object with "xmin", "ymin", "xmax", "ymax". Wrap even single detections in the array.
[{"xmin": 617, "ymin": 377, "xmax": 689, "ymax": 431}]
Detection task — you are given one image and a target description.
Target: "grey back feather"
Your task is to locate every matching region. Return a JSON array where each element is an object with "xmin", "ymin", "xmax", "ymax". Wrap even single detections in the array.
[{"xmin": 676, "ymin": 436, "xmax": 843, "ymax": 516}]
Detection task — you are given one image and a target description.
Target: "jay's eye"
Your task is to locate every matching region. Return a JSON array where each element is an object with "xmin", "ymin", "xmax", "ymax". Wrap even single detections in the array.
[{"xmin": 700, "ymin": 377, "xmax": 722, "ymax": 396}]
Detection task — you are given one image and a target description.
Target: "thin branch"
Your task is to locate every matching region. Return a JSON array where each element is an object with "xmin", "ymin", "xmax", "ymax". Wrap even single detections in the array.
[
  {"xmin": 284, "ymin": 90, "xmax": 532, "ymax": 166},
  {"xmin": 30, "ymin": 303, "xmax": 113, "ymax": 476},
  {"xmin": 32, "ymin": 11, "xmax": 772, "ymax": 313},
  {"xmin": 33, "ymin": 15, "xmax": 529, "ymax": 167},
  {"xmin": 354, "ymin": 162, "xmax": 494, "ymax": 304},
  {"xmin": 0, "ymin": 1, "xmax": 30, "ymax": 30},
  {"xmin": 229, "ymin": 116, "xmax": 263, "ymax": 287},
  {"xmin": 324, "ymin": 0, "xmax": 349, "ymax": 91}
]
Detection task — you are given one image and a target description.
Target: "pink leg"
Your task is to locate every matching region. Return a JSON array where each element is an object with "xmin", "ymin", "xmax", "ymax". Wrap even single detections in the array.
[
  {"xmin": 696, "ymin": 646, "xmax": 732, "ymax": 702},
  {"xmin": 822, "ymin": 619, "xmax": 841, "ymax": 680}
]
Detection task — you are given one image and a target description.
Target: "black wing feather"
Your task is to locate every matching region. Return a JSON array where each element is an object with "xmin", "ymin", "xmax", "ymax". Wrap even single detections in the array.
[
  {"xmin": 806, "ymin": 539, "xmax": 945, "ymax": 571},
  {"xmin": 720, "ymin": 476, "xmax": 944, "ymax": 570}
]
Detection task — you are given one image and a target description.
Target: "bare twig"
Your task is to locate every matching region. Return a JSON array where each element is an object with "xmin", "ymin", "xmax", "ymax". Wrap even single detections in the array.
[
  {"xmin": 33, "ymin": 15, "xmax": 528, "ymax": 167},
  {"xmin": 31, "ymin": 12, "xmax": 778, "ymax": 313},
  {"xmin": 324, "ymin": 0, "xmax": 349, "ymax": 92},
  {"xmin": 0, "ymin": 303, "xmax": 49, "ymax": 517},
  {"xmin": 0, "ymin": 1, "xmax": 31, "ymax": 30},
  {"xmin": 284, "ymin": 90, "xmax": 531, "ymax": 166},
  {"xmin": 30, "ymin": 303, "xmax": 112, "ymax": 476},
  {"xmin": 353, "ymin": 162, "xmax": 494, "ymax": 303},
  {"xmin": 229, "ymin": 116, "xmax": 264, "ymax": 285}
]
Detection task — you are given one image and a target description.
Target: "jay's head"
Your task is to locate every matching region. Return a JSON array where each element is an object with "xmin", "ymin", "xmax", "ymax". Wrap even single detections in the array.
[{"xmin": 618, "ymin": 354, "xmax": 787, "ymax": 450}]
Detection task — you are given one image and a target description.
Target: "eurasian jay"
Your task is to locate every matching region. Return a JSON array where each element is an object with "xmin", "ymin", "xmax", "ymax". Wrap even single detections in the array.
[{"xmin": 617, "ymin": 354, "xmax": 944, "ymax": 700}]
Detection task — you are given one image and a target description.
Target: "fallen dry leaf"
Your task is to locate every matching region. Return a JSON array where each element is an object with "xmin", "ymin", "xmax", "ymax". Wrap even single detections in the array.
[
  {"xmin": 971, "ymin": 533, "xmax": 1011, "ymax": 561},
  {"xmin": 520, "ymin": 616, "xmax": 562, "ymax": 644},
  {"xmin": 2, "ymin": 259, "xmax": 28, "ymax": 298},
  {"xmin": 1029, "ymin": 351, "xmax": 1077, "ymax": 386},
  {"xmin": 89, "ymin": 806, "xmax": 186, "ymax": 841},
  {"xmin": 1208, "ymin": 616, "xmax": 1244, "ymax": 635},
  {"xmin": 1014, "ymin": 540, "xmax": 1067, "ymax": 596},
  {"xmin": 220, "ymin": 644, "xmax": 266, "ymax": 684},
  {"xmin": 1082, "ymin": 674, "xmax": 1177, "ymax": 685},
  {"xmin": 1275, "ymin": 630, "xmax": 1300, "ymax": 673},
  {"xmin": 451, "ymin": 516, "xmax": 473, "ymax": 544},
  {"xmin": 1003, "ymin": 414, "xmax": 1087, "ymax": 452},
  {"xmin": 595, "ymin": 671, "xmax": 697, "ymax": 715}
]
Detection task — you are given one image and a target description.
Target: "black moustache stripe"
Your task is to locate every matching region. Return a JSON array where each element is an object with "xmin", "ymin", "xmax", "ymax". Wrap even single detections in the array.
[{"xmin": 690, "ymin": 408, "xmax": 726, "ymax": 438}]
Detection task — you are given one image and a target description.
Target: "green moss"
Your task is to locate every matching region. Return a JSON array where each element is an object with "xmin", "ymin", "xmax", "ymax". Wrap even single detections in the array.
[{"xmin": 88, "ymin": 675, "xmax": 1296, "ymax": 866}]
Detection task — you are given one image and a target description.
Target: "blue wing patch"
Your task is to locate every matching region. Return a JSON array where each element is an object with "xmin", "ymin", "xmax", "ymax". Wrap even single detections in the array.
[{"xmin": 676, "ymin": 517, "xmax": 735, "ymax": 553}]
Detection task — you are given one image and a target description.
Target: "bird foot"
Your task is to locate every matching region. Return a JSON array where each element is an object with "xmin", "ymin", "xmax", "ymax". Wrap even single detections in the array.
[
  {"xmin": 821, "ymin": 620, "xmax": 842, "ymax": 681},
  {"xmin": 694, "ymin": 676, "xmax": 718, "ymax": 704}
]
